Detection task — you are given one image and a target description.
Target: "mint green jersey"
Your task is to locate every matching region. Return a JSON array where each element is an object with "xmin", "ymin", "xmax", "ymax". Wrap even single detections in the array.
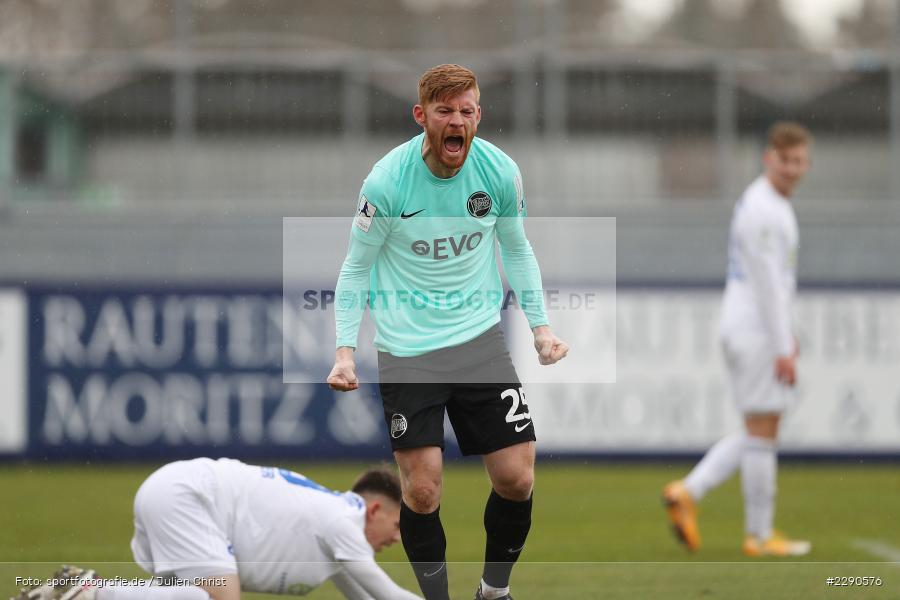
[{"xmin": 335, "ymin": 133, "xmax": 548, "ymax": 357}]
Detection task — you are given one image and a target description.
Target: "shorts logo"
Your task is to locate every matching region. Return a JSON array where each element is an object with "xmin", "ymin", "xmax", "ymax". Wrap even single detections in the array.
[
  {"xmin": 467, "ymin": 191, "xmax": 492, "ymax": 218},
  {"xmin": 502, "ymin": 387, "xmax": 532, "ymax": 434},
  {"xmin": 390, "ymin": 413, "xmax": 408, "ymax": 438}
]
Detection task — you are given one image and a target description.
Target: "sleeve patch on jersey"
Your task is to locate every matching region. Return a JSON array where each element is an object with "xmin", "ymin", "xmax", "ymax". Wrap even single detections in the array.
[
  {"xmin": 356, "ymin": 195, "xmax": 377, "ymax": 232},
  {"xmin": 514, "ymin": 173, "xmax": 525, "ymax": 214}
]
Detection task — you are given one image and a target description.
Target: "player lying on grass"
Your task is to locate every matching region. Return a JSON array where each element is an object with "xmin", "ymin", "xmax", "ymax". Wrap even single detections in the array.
[{"xmin": 14, "ymin": 458, "xmax": 422, "ymax": 600}]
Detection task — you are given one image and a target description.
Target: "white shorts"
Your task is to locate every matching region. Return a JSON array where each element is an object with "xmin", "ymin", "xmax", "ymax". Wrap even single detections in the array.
[
  {"xmin": 131, "ymin": 459, "xmax": 238, "ymax": 580},
  {"xmin": 722, "ymin": 333, "xmax": 794, "ymax": 415}
]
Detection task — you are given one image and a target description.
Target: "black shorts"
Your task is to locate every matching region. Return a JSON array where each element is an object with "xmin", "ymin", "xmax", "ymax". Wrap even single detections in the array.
[{"xmin": 378, "ymin": 324, "xmax": 536, "ymax": 456}]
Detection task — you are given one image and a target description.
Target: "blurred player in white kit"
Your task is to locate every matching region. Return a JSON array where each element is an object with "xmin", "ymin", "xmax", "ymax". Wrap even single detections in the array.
[
  {"xmin": 663, "ymin": 122, "xmax": 813, "ymax": 557},
  {"xmin": 16, "ymin": 458, "xmax": 422, "ymax": 600}
]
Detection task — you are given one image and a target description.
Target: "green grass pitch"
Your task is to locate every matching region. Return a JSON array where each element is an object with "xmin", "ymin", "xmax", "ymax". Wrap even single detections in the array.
[{"xmin": 2, "ymin": 462, "xmax": 898, "ymax": 599}]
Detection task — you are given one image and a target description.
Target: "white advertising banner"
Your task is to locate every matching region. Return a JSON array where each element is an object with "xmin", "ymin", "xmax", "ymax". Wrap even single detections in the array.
[
  {"xmin": 520, "ymin": 290, "xmax": 900, "ymax": 454},
  {"xmin": 0, "ymin": 288, "xmax": 27, "ymax": 453}
]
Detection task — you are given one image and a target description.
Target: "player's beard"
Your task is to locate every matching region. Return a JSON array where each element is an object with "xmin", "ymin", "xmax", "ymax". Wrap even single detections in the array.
[{"xmin": 425, "ymin": 126, "xmax": 474, "ymax": 173}]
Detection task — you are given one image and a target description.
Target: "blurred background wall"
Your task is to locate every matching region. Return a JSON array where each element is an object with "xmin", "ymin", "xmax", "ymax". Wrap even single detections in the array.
[{"xmin": 0, "ymin": 0, "xmax": 898, "ymax": 283}]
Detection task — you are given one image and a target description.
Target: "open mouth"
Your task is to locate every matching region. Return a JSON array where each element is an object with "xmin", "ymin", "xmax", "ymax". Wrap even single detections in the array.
[{"xmin": 443, "ymin": 135, "xmax": 464, "ymax": 154}]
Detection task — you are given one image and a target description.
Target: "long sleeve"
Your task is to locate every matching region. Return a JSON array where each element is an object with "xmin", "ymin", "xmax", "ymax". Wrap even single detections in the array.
[
  {"xmin": 742, "ymin": 221, "xmax": 794, "ymax": 356},
  {"xmin": 332, "ymin": 561, "xmax": 423, "ymax": 600},
  {"xmin": 334, "ymin": 235, "xmax": 383, "ymax": 349},
  {"xmin": 331, "ymin": 569, "xmax": 375, "ymax": 600},
  {"xmin": 495, "ymin": 163, "xmax": 548, "ymax": 329},
  {"xmin": 335, "ymin": 166, "xmax": 395, "ymax": 349},
  {"xmin": 496, "ymin": 217, "xmax": 549, "ymax": 329}
]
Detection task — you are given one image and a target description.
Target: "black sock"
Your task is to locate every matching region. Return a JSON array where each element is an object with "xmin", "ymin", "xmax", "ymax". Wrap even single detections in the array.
[
  {"xmin": 400, "ymin": 501, "xmax": 450, "ymax": 600},
  {"xmin": 482, "ymin": 489, "xmax": 533, "ymax": 589}
]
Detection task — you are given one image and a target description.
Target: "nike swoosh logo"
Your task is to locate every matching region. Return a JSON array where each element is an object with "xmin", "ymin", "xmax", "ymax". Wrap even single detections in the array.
[
  {"xmin": 423, "ymin": 563, "xmax": 445, "ymax": 577},
  {"xmin": 401, "ymin": 209, "xmax": 426, "ymax": 219},
  {"xmin": 514, "ymin": 421, "xmax": 532, "ymax": 433},
  {"xmin": 508, "ymin": 543, "xmax": 526, "ymax": 553}
]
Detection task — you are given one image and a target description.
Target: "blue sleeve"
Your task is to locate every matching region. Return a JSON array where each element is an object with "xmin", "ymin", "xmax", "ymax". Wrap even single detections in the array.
[
  {"xmin": 334, "ymin": 168, "xmax": 393, "ymax": 348},
  {"xmin": 495, "ymin": 161, "xmax": 549, "ymax": 329}
]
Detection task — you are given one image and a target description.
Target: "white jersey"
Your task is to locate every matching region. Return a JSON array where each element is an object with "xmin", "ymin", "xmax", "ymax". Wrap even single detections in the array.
[
  {"xmin": 208, "ymin": 458, "xmax": 373, "ymax": 595},
  {"xmin": 720, "ymin": 175, "xmax": 798, "ymax": 356}
]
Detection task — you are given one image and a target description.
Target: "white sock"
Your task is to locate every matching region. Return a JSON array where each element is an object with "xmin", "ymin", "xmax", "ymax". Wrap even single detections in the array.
[
  {"xmin": 741, "ymin": 435, "xmax": 777, "ymax": 540},
  {"xmin": 480, "ymin": 578, "xmax": 510, "ymax": 599},
  {"xmin": 97, "ymin": 583, "xmax": 211, "ymax": 600},
  {"xmin": 684, "ymin": 433, "xmax": 745, "ymax": 501}
]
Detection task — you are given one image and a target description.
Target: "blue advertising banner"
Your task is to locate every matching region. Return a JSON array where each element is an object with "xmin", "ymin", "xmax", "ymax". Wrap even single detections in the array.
[
  {"xmin": 24, "ymin": 285, "xmax": 426, "ymax": 461},
  {"xmin": 12, "ymin": 284, "xmax": 900, "ymax": 460}
]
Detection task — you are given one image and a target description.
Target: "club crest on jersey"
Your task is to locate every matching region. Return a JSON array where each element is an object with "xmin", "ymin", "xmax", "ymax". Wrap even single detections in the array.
[
  {"xmin": 466, "ymin": 191, "xmax": 492, "ymax": 218},
  {"xmin": 390, "ymin": 413, "xmax": 408, "ymax": 439},
  {"xmin": 356, "ymin": 195, "xmax": 376, "ymax": 232}
]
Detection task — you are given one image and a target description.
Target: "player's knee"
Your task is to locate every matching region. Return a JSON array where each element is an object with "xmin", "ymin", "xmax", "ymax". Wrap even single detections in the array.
[
  {"xmin": 404, "ymin": 479, "xmax": 442, "ymax": 512},
  {"xmin": 494, "ymin": 471, "xmax": 534, "ymax": 501}
]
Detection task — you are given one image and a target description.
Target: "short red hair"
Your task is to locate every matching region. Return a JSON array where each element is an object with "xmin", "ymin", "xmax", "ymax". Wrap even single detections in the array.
[{"xmin": 418, "ymin": 64, "xmax": 480, "ymax": 106}]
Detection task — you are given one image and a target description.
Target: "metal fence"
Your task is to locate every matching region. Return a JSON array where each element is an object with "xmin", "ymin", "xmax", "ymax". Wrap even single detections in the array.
[{"xmin": 0, "ymin": 0, "xmax": 898, "ymax": 211}]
